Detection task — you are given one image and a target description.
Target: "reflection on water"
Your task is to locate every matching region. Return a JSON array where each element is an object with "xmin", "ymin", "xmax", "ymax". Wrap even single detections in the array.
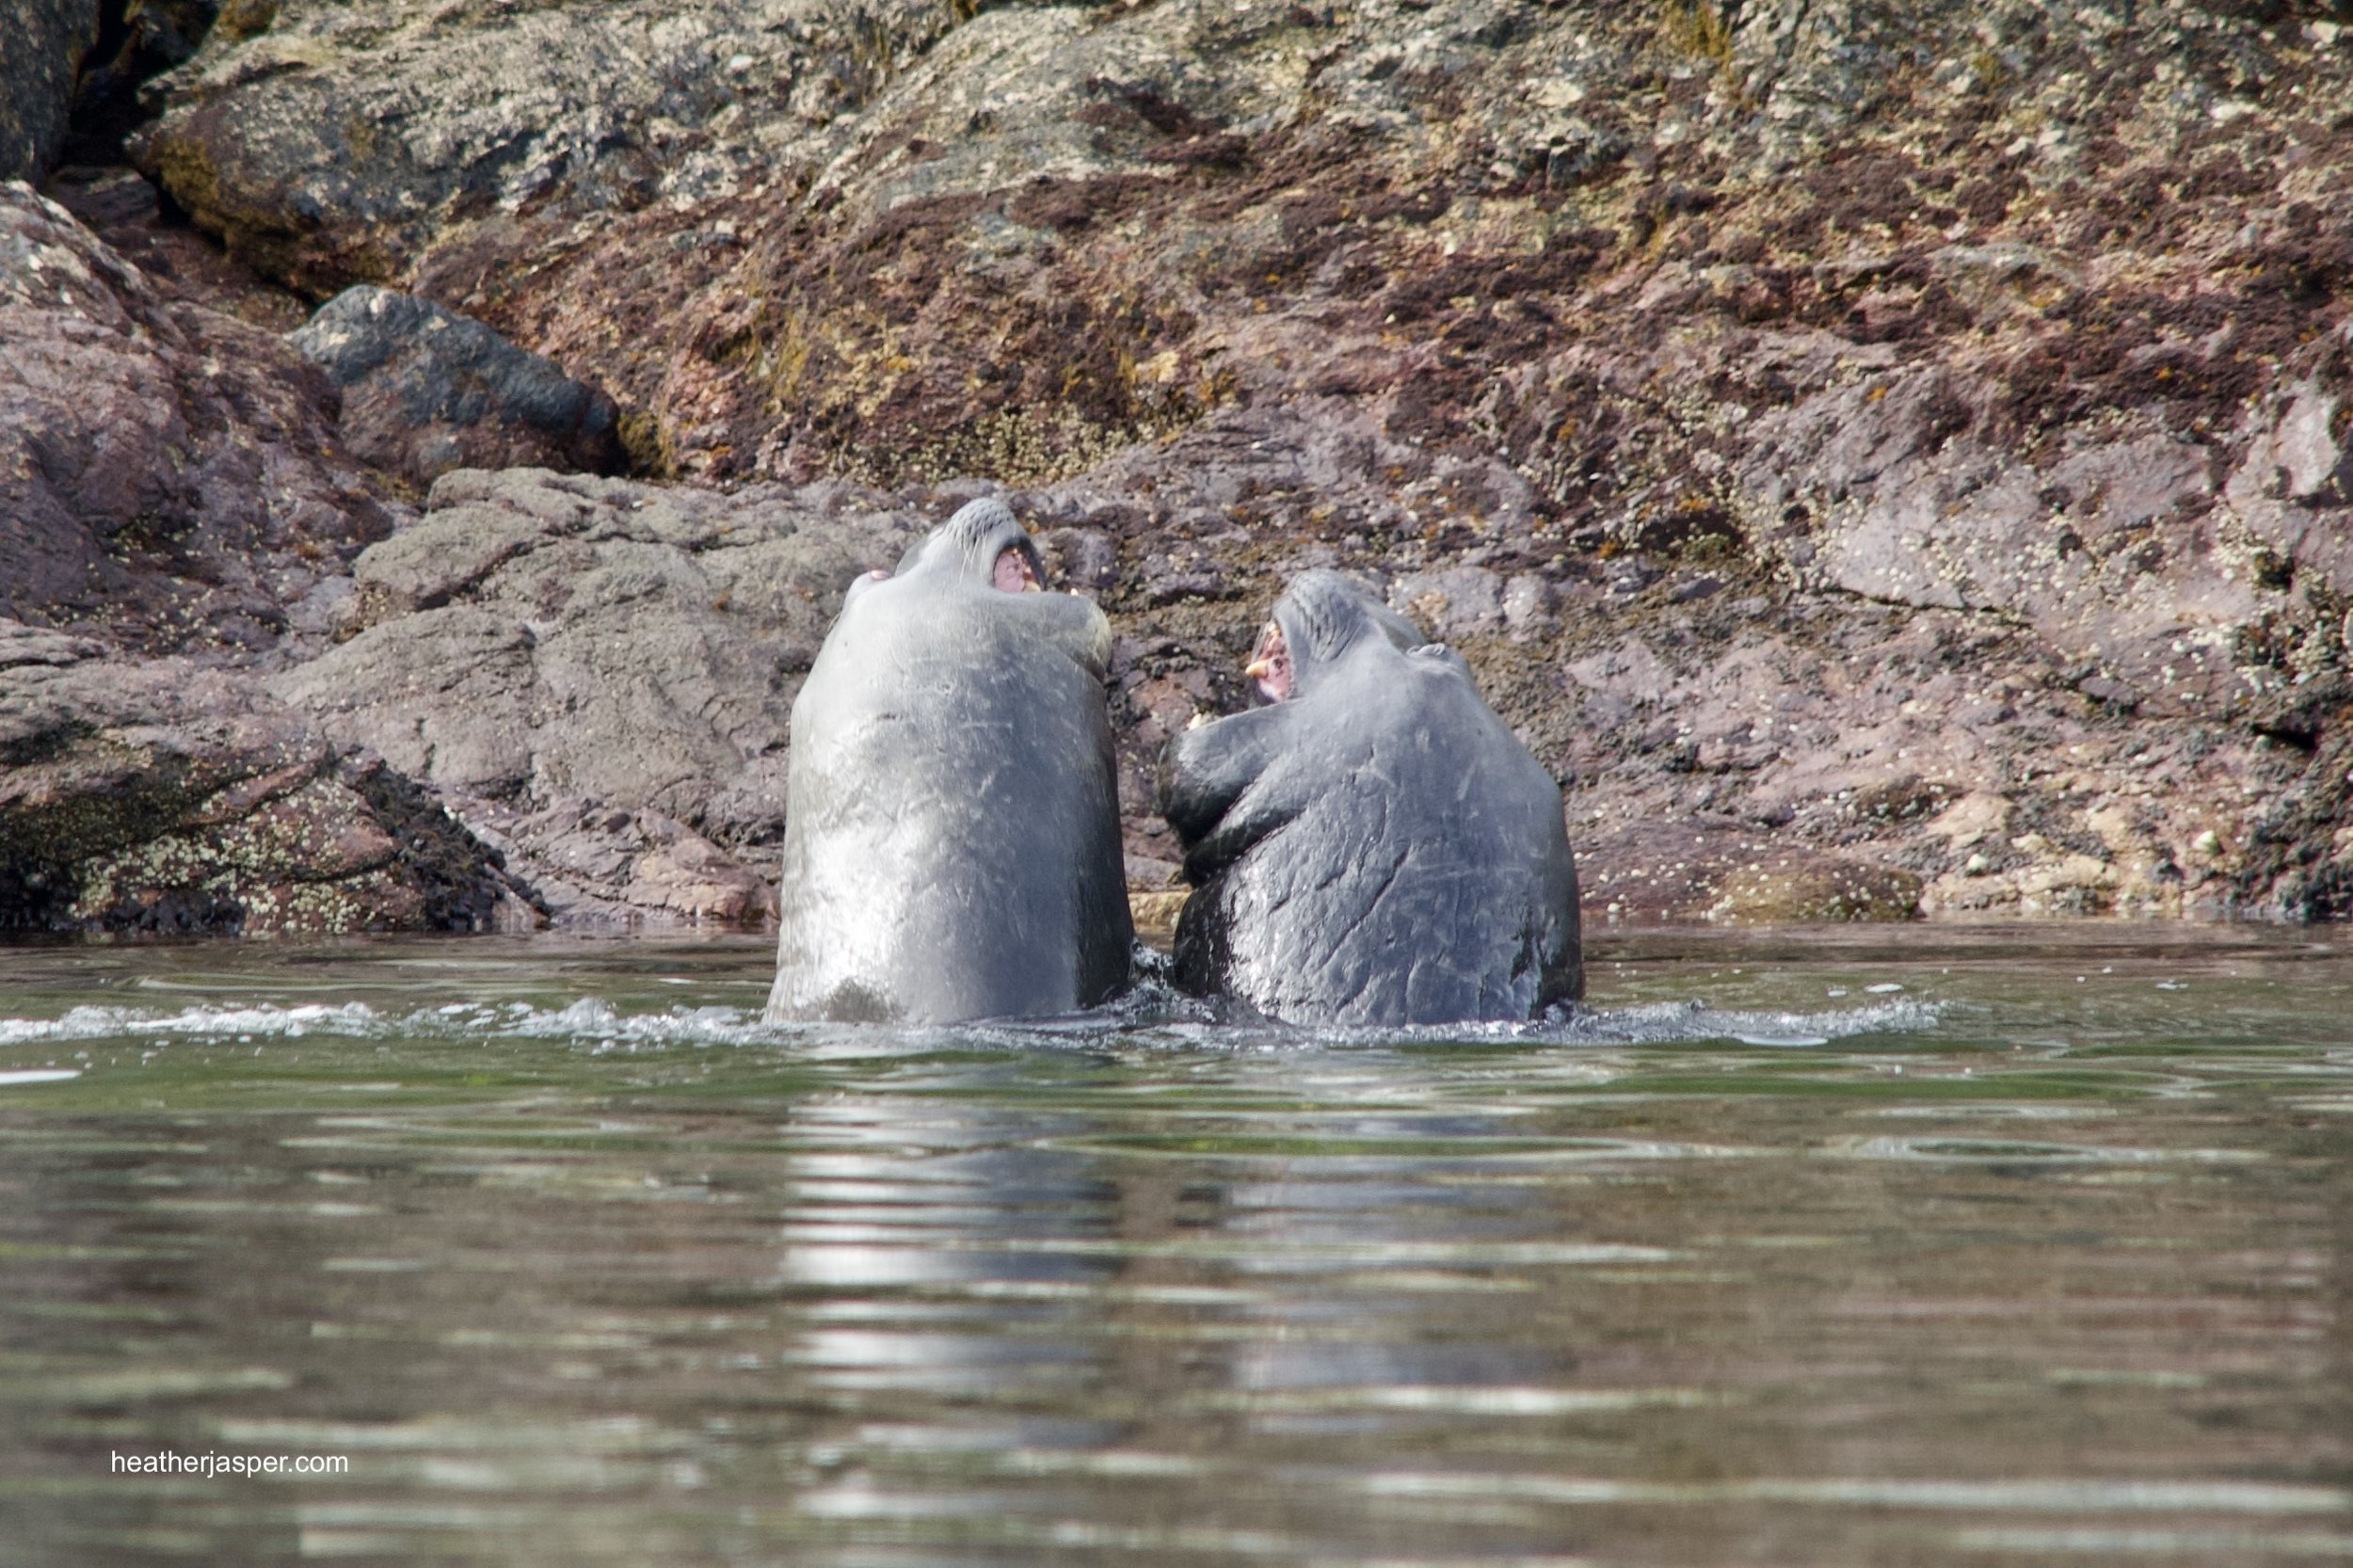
[{"xmin": 1, "ymin": 928, "xmax": 2348, "ymax": 1566}]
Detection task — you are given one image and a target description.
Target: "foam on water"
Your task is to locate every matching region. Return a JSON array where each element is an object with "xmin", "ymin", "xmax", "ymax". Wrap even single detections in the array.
[
  {"xmin": 0, "ymin": 1000, "xmax": 388, "ymax": 1048},
  {"xmin": 0, "ymin": 989, "xmax": 1936, "ymax": 1054}
]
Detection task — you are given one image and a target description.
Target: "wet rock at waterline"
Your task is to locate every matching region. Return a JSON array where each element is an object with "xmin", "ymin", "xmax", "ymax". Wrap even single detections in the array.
[
  {"xmin": 1162, "ymin": 572, "xmax": 1582, "ymax": 1025},
  {"xmin": 1577, "ymin": 817, "xmax": 1924, "ymax": 925},
  {"xmin": 769, "ymin": 500, "xmax": 1133, "ymax": 1024},
  {"xmin": 0, "ymin": 621, "xmax": 533, "ymax": 935},
  {"xmin": 288, "ymin": 286, "xmax": 623, "ymax": 486}
]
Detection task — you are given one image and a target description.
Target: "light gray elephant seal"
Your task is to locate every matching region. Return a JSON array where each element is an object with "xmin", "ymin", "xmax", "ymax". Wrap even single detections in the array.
[
  {"xmin": 766, "ymin": 498, "xmax": 1132, "ymax": 1024},
  {"xmin": 1159, "ymin": 570, "xmax": 1582, "ymax": 1025}
]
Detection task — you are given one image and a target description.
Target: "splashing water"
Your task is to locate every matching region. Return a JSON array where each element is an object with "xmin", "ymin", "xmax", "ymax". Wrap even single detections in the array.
[{"xmin": 0, "ymin": 988, "xmax": 1932, "ymax": 1055}]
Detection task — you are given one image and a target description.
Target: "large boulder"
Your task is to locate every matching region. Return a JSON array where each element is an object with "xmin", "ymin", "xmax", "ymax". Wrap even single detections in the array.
[
  {"xmin": 0, "ymin": 180, "xmax": 395, "ymax": 656},
  {"xmin": 265, "ymin": 468, "xmax": 925, "ymax": 922},
  {"xmin": 289, "ymin": 285, "xmax": 623, "ymax": 485},
  {"xmin": 0, "ymin": 620, "xmax": 533, "ymax": 935},
  {"xmin": 0, "ymin": 0, "xmax": 98, "ymax": 182}
]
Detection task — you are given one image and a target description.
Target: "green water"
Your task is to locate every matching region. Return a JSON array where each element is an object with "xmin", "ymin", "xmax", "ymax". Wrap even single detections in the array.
[{"xmin": 1, "ymin": 928, "xmax": 2346, "ymax": 1566}]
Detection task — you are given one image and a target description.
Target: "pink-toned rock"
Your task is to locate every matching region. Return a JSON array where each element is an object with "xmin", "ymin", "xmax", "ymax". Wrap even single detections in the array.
[{"xmin": 0, "ymin": 181, "xmax": 394, "ymax": 657}]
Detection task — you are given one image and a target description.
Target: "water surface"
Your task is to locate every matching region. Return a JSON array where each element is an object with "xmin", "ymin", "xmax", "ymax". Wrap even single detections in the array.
[{"xmin": 2, "ymin": 927, "xmax": 2347, "ymax": 1565}]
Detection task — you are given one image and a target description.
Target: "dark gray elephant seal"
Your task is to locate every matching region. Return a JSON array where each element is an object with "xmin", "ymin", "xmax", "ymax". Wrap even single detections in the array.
[
  {"xmin": 1160, "ymin": 570, "xmax": 1582, "ymax": 1025},
  {"xmin": 767, "ymin": 498, "xmax": 1132, "ymax": 1024}
]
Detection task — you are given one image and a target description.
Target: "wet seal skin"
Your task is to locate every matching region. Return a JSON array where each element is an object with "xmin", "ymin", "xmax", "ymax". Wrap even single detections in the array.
[
  {"xmin": 767, "ymin": 498, "xmax": 1132, "ymax": 1024},
  {"xmin": 1160, "ymin": 570, "xmax": 1583, "ymax": 1025}
]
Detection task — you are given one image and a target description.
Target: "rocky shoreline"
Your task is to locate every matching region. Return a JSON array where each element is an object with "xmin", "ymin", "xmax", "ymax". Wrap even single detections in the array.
[{"xmin": 5, "ymin": 0, "xmax": 2352, "ymax": 936}]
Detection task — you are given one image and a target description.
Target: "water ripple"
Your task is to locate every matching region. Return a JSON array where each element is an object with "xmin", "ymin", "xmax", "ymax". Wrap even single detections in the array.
[{"xmin": 0, "ymin": 994, "xmax": 1939, "ymax": 1054}]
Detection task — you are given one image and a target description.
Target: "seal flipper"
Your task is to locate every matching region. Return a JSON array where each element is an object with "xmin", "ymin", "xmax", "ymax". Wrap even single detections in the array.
[{"xmin": 1160, "ymin": 703, "xmax": 1305, "ymax": 877}]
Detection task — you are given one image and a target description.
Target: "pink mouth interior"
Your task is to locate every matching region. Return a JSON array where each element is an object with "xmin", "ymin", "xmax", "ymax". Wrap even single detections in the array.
[
  {"xmin": 1249, "ymin": 622, "xmax": 1292, "ymax": 702},
  {"xmin": 992, "ymin": 547, "xmax": 1040, "ymax": 593}
]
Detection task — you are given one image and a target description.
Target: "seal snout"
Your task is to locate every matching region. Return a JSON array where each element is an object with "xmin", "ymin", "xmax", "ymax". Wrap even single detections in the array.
[{"xmin": 1244, "ymin": 620, "xmax": 1292, "ymax": 702}]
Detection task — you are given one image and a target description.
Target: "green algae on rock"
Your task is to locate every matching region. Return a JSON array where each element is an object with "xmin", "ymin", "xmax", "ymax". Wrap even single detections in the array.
[{"xmin": 0, "ymin": 622, "xmax": 532, "ymax": 936}]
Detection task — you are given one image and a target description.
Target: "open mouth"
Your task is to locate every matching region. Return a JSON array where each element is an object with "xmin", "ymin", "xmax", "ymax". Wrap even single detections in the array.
[
  {"xmin": 1243, "ymin": 620, "xmax": 1292, "ymax": 702},
  {"xmin": 992, "ymin": 546, "xmax": 1042, "ymax": 593}
]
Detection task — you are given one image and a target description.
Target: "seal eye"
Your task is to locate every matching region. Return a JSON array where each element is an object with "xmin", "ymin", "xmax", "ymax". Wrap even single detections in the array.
[
  {"xmin": 991, "ymin": 547, "xmax": 1041, "ymax": 593},
  {"xmin": 1243, "ymin": 621, "xmax": 1292, "ymax": 702}
]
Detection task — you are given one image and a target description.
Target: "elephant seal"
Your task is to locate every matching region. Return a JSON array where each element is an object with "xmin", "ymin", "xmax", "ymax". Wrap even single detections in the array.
[
  {"xmin": 1160, "ymin": 570, "xmax": 1582, "ymax": 1025},
  {"xmin": 767, "ymin": 498, "xmax": 1132, "ymax": 1024}
]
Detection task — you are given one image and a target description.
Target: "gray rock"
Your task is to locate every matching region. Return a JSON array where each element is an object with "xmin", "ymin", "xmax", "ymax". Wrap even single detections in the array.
[
  {"xmin": 1501, "ymin": 573, "xmax": 1557, "ymax": 637},
  {"xmin": 2266, "ymin": 381, "xmax": 2345, "ymax": 504},
  {"xmin": 351, "ymin": 504, "xmax": 551, "ymax": 615},
  {"xmin": 266, "ymin": 468, "xmax": 925, "ymax": 923},
  {"xmin": 1136, "ymin": 552, "xmax": 1230, "ymax": 605},
  {"xmin": 56, "ymin": 0, "xmax": 2353, "ymax": 937},
  {"xmin": 1124, "ymin": 852, "xmax": 1181, "ymax": 889},
  {"xmin": 1926, "ymin": 242, "xmax": 2082, "ymax": 314},
  {"xmin": 1390, "ymin": 566, "xmax": 1504, "ymax": 641},
  {"xmin": 1604, "ymin": 557, "xmax": 1659, "ymax": 598},
  {"xmin": 460, "ymin": 798, "xmax": 777, "ymax": 927},
  {"xmin": 1744, "ymin": 361, "xmax": 2271, "ymax": 714},
  {"xmin": 1041, "ymin": 527, "xmax": 1120, "ymax": 593},
  {"xmin": 0, "ymin": 0, "xmax": 97, "ymax": 182},
  {"xmin": 289, "ymin": 285, "xmax": 621, "ymax": 485}
]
